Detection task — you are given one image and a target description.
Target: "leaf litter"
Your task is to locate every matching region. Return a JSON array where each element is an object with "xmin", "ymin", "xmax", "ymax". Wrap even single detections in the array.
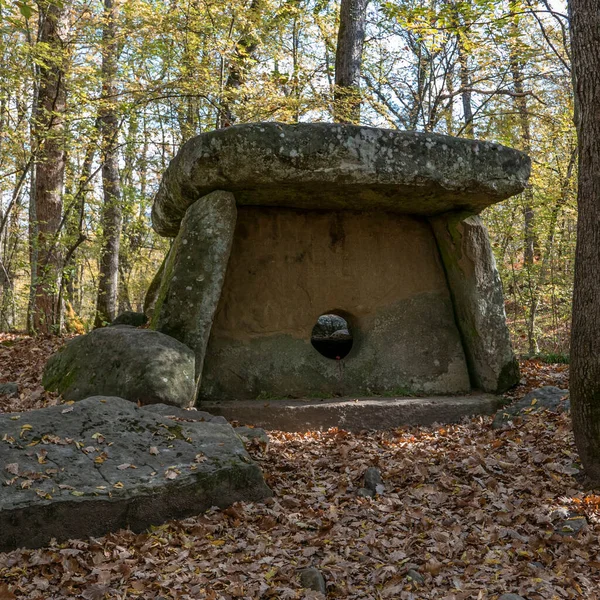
[{"xmin": 1, "ymin": 335, "xmax": 598, "ymax": 598}]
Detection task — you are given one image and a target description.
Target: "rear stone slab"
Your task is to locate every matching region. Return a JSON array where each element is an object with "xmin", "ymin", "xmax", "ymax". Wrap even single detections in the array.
[{"xmin": 0, "ymin": 396, "xmax": 272, "ymax": 552}]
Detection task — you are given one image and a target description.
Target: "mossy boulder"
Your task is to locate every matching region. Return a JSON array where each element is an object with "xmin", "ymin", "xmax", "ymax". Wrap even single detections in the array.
[{"xmin": 42, "ymin": 326, "xmax": 195, "ymax": 407}]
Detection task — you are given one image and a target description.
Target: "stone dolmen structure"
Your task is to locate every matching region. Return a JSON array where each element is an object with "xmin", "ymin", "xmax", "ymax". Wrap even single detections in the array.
[{"xmin": 150, "ymin": 122, "xmax": 530, "ymax": 401}]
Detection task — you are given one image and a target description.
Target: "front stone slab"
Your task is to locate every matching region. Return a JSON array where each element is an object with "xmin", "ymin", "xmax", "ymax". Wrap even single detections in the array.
[
  {"xmin": 153, "ymin": 190, "xmax": 237, "ymax": 384},
  {"xmin": 0, "ymin": 397, "xmax": 271, "ymax": 551},
  {"xmin": 152, "ymin": 123, "xmax": 531, "ymax": 236},
  {"xmin": 430, "ymin": 214, "xmax": 519, "ymax": 393},
  {"xmin": 198, "ymin": 207, "xmax": 471, "ymax": 400}
]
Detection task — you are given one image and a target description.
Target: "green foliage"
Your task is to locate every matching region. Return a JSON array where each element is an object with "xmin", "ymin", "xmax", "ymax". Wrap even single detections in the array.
[{"xmin": 0, "ymin": 0, "xmax": 575, "ymax": 352}]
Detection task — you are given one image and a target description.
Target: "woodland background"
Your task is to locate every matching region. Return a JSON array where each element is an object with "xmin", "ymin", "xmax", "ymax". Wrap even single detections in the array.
[{"xmin": 0, "ymin": 0, "xmax": 574, "ymax": 358}]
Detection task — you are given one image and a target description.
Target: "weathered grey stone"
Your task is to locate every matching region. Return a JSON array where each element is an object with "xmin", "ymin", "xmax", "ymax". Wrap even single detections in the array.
[
  {"xmin": 407, "ymin": 569, "xmax": 425, "ymax": 585},
  {"xmin": 0, "ymin": 382, "xmax": 18, "ymax": 396},
  {"xmin": 234, "ymin": 426, "xmax": 270, "ymax": 447},
  {"xmin": 153, "ymin": 191, "xmax": 237, "ymax": 391},
  {"xmin": 312, "ymin": 314, "xmax": 349, "ymax": 339},
  {"xmin": 357, "ymin": 487, "xmax": 374, "ymax": 498},
  {"xmin": 0, "ymin": 396, "xmax": 271, "ymax": 551},
  {"xmin": 152, "ymin": 123, "xmax": 530, "ymax": 237},
  {"xmin": 299, "ymin": 567, "xmax": 326, "ymax": 593},
  {"xmin": 141, "ymin": 403, "xmax": 227, "ymax": 424},
  {"xmin": 201, "ymin": 394, "xmax": 503, "ymax": 431},
  {"xmin": 143, "ymin": 253, "xmax": 168, "ymax": 318},
  {"xmin": 42, "ymin": 327, "xmax": 195, "ymax": 408},
  {"xmin": 363, "ymin": 467, "xmax": 384, "ymax": 495},
  {"xmin": 493, "ymin": 386, "xmax": 569, "ymax": 429},
  {"xmin": 430, "ymin": 213, "xmax": 519, "ymax": 393},
  {"xmin": 110, "ymin": 311, "xmax": 148, "ymax": 327},
  {"xmin": 555, "ymin": 515, "xmax": 587, "ymax": 537}
]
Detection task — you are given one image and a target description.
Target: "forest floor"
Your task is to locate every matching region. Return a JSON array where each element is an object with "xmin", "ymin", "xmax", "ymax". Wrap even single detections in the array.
[{"xmin": 1, "ymin": 334, "xmax": 597, "ymax": 600}]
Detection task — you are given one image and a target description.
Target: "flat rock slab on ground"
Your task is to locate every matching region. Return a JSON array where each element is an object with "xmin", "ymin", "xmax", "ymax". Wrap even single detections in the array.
[
  {"xmin": 493, "ymin": 386, "xmax": 569, "ymax": 429},
  {"xmin": 0, "ymin": 397, "xmax": 271, "ymax": 552},
  {"xmin": 200, "ymin": 394, "xmax": 503, "ymax": 432}
]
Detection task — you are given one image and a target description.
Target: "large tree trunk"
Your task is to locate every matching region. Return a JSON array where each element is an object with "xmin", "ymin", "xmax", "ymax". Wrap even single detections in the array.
[
  {"xmin": 94, "ymin": 0, "xmax": 123, "ymax": 327},
  {"xmin": 569, "ymin": 0, "xmax": 600, "ymax": 482},
  {"xmin": 334, "ymin": 0, "xmax": 369, "ymax": 124},
  {"xmin": 30, "ymin": 0, "xmax": 70, "ymax": 334}
]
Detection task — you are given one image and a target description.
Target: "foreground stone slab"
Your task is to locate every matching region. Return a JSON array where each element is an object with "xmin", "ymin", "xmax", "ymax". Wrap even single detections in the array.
[
  {"xmin": 430, "ymin": 214, "xmax": 519, "ymax": 393},
  {"xmin": 153, "ymin": 191, "xmax": 237, "ymax": 388},
  {"xmin": 42, "ymin": 326, "xmax": 195, "ymax": 408},
  {"xmin": 0, "ymin": 397, "xmax": 271, "ymax": 551},
  {"xmin": 152, "ymin": 122, "xmax": 531, "ymax": 236},
  {"xmin": 200, "ymin": 394, "xmax": 503, "ymax": 432}
]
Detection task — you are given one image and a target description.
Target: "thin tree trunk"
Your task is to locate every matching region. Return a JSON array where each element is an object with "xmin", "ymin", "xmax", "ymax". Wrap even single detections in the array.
[
  {"xmin": 30, "ymin": 0, "xmax": 70, "ymax": 334},
  {"xmin": 94, "ymin": 0, "xmax": 122, "ymax": 327},
  {"xmin": 569, "ymin": 0, "xmax": 600, "ymax": 482},
  {"xmin": 334, "ymin": 0, "xmax": 369, "ymax": 124},
  {"xmin": 457, "ymin": 33, "xmax": 474, "ymax": 137},
  {"xmin": 219, "ymin": 0, "xmax": 262, "ymax": 128},
  {"xmin": 509, "ymin": 20, "xmax": 538, "ymax": 354}
]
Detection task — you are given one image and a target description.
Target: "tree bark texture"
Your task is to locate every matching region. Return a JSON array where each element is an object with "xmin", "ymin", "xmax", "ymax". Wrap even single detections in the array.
[
  {"xmin": 31, "ymin": 0, "xmax": 70, "ymax": 334},
  {"xmin": 569, "ymin": 0, "xmax": 600, "ymax": 482},
  {"xmin": 334, "ymin": 0, "xmax": 369, "ymax": 124},
  {"xmin": 219, "ymin": 0, "xmax": 262, "ymax": 128},
  {"xmin": 95, "ymin": 0, "xmax": 123, "ymax": 327}
]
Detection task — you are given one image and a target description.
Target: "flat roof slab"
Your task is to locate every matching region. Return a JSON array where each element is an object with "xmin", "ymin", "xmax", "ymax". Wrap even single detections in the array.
[{"xmin": 152, "ymin": 123, "xmax": 531, "ymax": 236}]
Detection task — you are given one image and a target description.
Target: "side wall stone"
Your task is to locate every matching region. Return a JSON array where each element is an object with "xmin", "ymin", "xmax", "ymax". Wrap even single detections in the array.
[
  {"xmin": 430, "ymin": 213, "xmax": 519, "ymax": 393},
  {"xmin": 153, "ymin": 191, "xmax": 237, "ymax": 389}
]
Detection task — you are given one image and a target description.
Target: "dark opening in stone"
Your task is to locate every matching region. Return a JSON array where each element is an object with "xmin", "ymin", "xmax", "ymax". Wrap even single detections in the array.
[{"xmin": 311, "ymin": 313, "xmax": 353, "ymax": 360}]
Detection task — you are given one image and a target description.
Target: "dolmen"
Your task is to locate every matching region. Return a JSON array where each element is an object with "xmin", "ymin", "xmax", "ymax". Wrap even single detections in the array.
[{"xmin": 149, "ymin": 122, "xmax": 530, "ymax": 400}]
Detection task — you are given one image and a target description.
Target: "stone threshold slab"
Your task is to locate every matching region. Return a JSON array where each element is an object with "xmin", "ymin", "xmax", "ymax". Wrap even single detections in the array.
[{"xmin": 200, "ymin": 394, "xmax": 504, "ymax": 432}]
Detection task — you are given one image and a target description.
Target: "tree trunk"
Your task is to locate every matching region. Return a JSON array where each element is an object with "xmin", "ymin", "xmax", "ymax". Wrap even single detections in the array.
[
  {"xmin": 94, "ymin": 0, "xmax": 122, "ymax": 327},
  {"xmin": 509, "ymin": 19, "xmax": 538, "ymax": 355},
  {"xmin": 456, "ymin": 20, "xmax": 474, "ymax": 138},
  {"xmin": 30, "ymin": 0, "xmax": 70, "ymax": 334},
  {"xmin": 334, "ymin": 0, "xmax": 369, "ymax": 124},
  {"xmin": 219, "ymin": 0, "xmax": 263, "ymax": 128},
  {"xmin": 569, "ymin": 0, "xmax": 600, "ymax": 482}
]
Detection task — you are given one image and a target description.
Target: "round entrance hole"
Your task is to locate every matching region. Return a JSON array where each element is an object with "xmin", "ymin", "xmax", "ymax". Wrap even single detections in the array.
[{"xmin": 311, "ymin": 313, "xmax": 353, "ymax": 360}]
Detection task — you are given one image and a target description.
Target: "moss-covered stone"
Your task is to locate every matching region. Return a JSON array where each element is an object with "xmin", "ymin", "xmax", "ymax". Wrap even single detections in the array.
[
  {"xmin": 42, "ymin": 327, "xmax": 196, "ymax": 407},
  {"xmin": 153, "ymin": 191, "xmax": 237, "ymax": 392},
  {"xmin": 152, "ymin": 122, "xmax": 531, "ymax": 237},
  {"xmin": 430, "ymin": 213, "xmax": 519, "ymax": 393}
]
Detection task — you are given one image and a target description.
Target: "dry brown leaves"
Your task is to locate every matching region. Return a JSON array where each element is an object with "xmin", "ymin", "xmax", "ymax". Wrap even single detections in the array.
[
  {"xmin": 504, "ymin": 359, "xmax": 569, "ymax": 402},
  {"xmin": 0, "ymin": 333, "xmax": 65, "ymax": 413},
  {"xmin": 0, "ymin": 342, "xmax": 596, "ymax": 599}
]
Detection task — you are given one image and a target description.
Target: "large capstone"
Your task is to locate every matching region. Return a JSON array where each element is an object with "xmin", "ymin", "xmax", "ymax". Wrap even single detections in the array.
[
  {"xmin": 152, "ymin": 190, "xmax": 237, "ymax": 388},
  {"xmin": 152, "ymin": 122, "xmax": 531, "ymax": 237},
  {"xmin": 0, "ymin": 396, "xmax": 271, "ymax": 551},
  {"xmin": 42, "ymin": 327, "xmax": 196, "ymax": 407}
]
